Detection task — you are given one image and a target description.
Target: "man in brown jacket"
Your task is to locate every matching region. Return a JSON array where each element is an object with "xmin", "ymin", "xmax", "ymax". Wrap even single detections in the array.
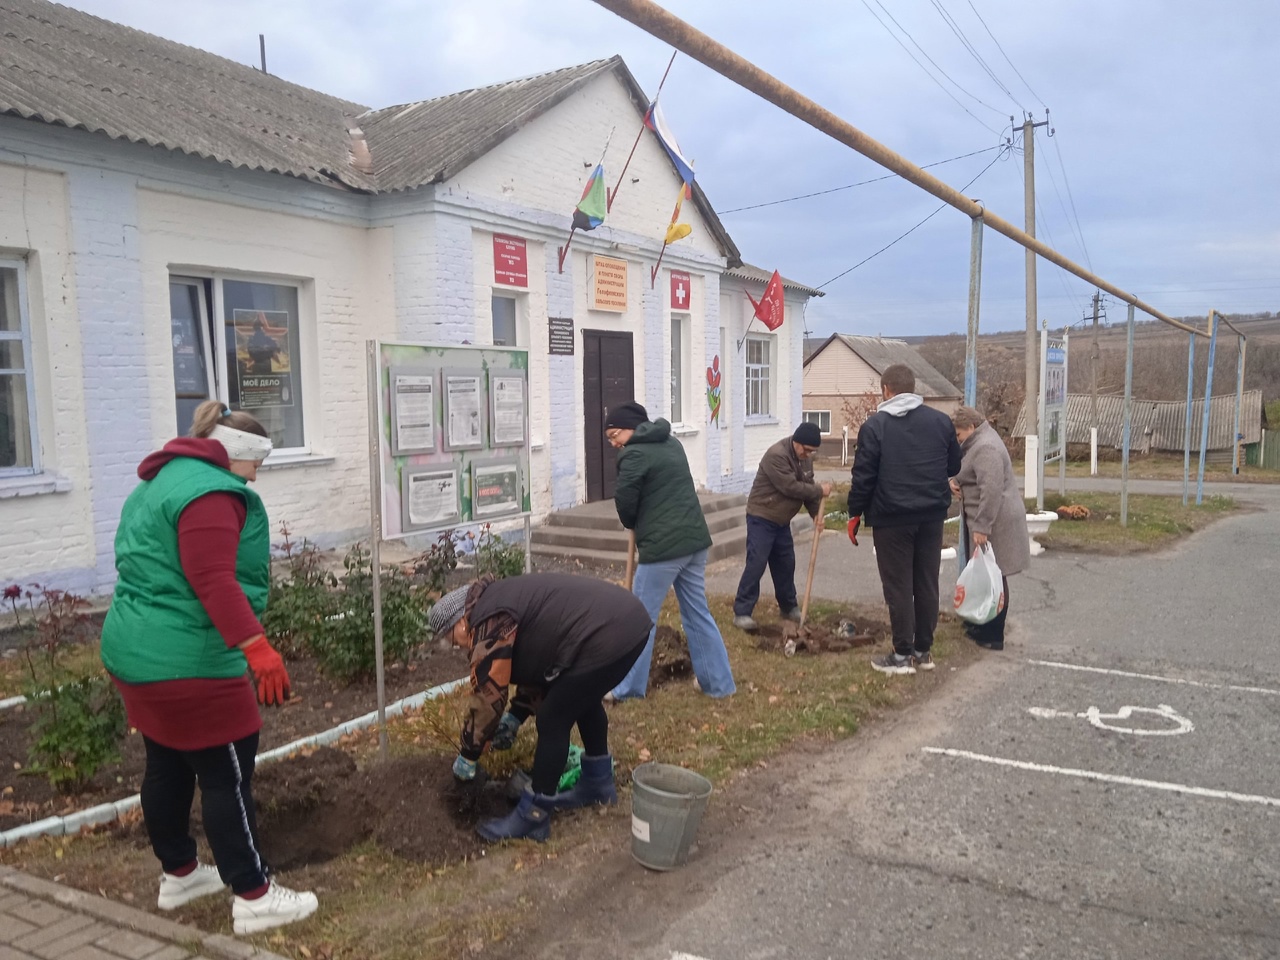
[{"xmin": 732, "ymin": 422, "xmax": 832, "ymax": 631}]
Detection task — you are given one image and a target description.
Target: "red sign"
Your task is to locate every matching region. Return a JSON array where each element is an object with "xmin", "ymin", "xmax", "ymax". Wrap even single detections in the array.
[
  {"xmin": 493, "ymin": 234, "xmax": 528, "ymax": 287},
  {"xmin": 669, "ymin": 270, "xmax": 691, "ymax": 311}
]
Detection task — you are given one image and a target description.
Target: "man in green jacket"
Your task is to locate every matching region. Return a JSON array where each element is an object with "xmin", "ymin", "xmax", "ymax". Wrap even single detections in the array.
[
  {"xmin": 733, "ymin": 422, "xmax": 832, "ymax": 631},
  {"xmin": 605, "ymin": 402, "xmax": 735, "ymax": 700}
]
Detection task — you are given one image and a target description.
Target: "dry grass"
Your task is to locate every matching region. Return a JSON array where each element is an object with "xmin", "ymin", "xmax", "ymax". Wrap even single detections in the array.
[{"xmin": 1036, "ymin": 492, "xmax": 1236, "ymax": 553}]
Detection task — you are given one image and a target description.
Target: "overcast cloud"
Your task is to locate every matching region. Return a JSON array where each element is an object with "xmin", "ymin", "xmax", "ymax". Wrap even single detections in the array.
[{"xmin": 59, "ymin": 0, "xmax": 1280, "ymax": 337}]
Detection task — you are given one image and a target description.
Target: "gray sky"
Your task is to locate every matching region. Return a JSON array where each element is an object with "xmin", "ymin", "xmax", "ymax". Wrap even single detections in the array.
[{"xmin": 63, "ymin": 0, "xmax": 1280, "ymax": 337}]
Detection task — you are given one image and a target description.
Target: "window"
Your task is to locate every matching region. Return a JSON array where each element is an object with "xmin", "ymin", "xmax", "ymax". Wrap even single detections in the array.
[
  {"xmin": 803, "ymin": 411, "xmax": 831, "ymax": 434},
  {"xmin": 169, "ymin": 274, "xmax": 307, "ymax": 452},
  {"xmin": 492, "ymin": 296, "xmax": 517, "ymax": 346},
  {"xmin": 670, "ymin": 313, "xmax": 687, "ymax": 423},
  {"xmin": 0, "ymin": 262, "xmax": 37, "ymax": 475},
  {"xmin": 745, "ymin": 336, "xmax": 772, "ymax": 418}
]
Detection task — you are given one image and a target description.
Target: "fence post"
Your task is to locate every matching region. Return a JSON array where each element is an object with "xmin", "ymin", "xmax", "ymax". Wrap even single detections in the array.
[
  {"xmin": 1183, "ymin": 327, "xmax": 1197, "ymax": 505},
  {"xmin": 1121, "ymin": 304, "xmax": 1134, "ymax": 526},
  {"xmin": 1232, "ymin": 334, "xmax": 1246, "ymax": 475},
  {"xmin": 1195, "ymin": 313, "xmax": 1219, "ymax": 505}
]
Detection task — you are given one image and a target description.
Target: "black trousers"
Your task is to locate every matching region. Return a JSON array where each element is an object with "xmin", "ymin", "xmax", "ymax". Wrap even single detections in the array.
[
  {"xmin": 734, "ymin": 515, "xmax": 798, "ymax": 616},
  {"xmin": 872, "ymin": 521, "xmax": 944, "ymax": 657},
  {"xmin": 141, "ymin": 733, "xmax": 268, "ymax": 895},
  {"xmin": 530, "ymin": 638, "xmax": 647, "ymax": 796},
  {"xmin": 966, "ymin": 575, "xmax": 1011, "ymax": 646}
]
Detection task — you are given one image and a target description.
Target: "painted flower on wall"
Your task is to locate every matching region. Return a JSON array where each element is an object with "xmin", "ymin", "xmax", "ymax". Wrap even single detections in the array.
[{"xmin": 706, "ymin": 355, "xmax": 722, "ymax": 428}]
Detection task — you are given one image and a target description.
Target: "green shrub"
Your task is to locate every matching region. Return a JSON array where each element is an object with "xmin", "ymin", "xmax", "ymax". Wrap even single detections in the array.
[
  {"xmin": 469, "ymin": 524, "xmax": 526, "ymax": 580},
  {"xmin": 262, "ymin": 524, "xmax": 337, "ymax": 658}
]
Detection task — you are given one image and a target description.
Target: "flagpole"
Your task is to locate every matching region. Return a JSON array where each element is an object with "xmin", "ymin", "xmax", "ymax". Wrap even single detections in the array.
[
  {"xmin": 609, "ymin": 49, "xmax": 678, "ymax": 211},
  {"xmin": 650, "ymin": 242, "xmax": 670, "ymax": 287},
  {"xmin": 557, "ymin": 127, "xmax": 616, "ymax": 273}
]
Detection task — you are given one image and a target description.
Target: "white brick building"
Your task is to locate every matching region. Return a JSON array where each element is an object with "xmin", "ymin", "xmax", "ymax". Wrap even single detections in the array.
[{"xmin": 0, "ymin": 1, "xmax": 819, "ymax": 594}]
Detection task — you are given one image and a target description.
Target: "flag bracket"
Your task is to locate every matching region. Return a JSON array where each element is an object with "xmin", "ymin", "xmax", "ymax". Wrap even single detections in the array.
[{"xmin": 556, "ymin": 230, "xmax": 576, "ymax": 274}]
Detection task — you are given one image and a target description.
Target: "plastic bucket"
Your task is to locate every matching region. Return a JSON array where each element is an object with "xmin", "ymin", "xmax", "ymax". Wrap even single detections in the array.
[{"xmin": 630, "ymin": 762, "xmax": 713, "ymax": 871}]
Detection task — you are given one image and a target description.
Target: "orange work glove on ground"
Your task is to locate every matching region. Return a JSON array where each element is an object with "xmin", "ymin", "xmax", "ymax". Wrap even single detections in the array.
[
  {"xmin": 242, "ymin": 636, "xmax": 291, "ymax": 705},
  {"xmin": 847, "ymin": 517, "xmax": 861, "ymax": 546}
]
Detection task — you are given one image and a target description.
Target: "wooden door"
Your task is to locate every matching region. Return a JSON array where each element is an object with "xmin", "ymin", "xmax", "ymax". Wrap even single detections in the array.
[{"xmin": 583, "ymin": 330, "xmax": 635, "ymax": 502}]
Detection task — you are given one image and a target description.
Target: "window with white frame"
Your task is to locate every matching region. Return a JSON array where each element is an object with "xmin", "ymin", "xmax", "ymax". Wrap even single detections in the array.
[
  {"xmin": 0, "ymin": 261, "xmax": 37, "ymax": 475},
  {"xmin": 169, "ymin": 274, "xmax": 307, "ymax": 451},
  {"xmin": 745, "ymin": 335, "xmax": 772, "ymax": 418},
  {"xmin": 803, "ymin": 411, "xmax": 831, "ymax": 434},
  {"xmin": 670, "ymin": 313, "xmax": 688, "ymax": 423},
  {"xmin": 491, "ymin": 295, "xmax": 518, "ymax": 346}
]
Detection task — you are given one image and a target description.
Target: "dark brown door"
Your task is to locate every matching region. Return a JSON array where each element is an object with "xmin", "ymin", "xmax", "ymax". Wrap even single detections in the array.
[{"xmin": 583, "ymin": 330, "xmax": 635, "ymax": 502}]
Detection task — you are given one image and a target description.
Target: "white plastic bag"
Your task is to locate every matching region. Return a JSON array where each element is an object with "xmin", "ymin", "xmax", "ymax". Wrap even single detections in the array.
[{"xmin": 954, "ymin": 544, "xmax": 1005, "ymax": 624}]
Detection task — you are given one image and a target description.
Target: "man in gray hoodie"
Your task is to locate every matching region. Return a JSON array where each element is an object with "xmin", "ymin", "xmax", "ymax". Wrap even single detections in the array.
[{"xmin": 846, "ymin": 364, "xmax": 962, "ymax": 675}]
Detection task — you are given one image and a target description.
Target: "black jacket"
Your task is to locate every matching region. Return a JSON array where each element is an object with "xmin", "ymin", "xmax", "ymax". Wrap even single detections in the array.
[{"xmin": 846, "ymin": 399, "xmax": 962, "ymax": 528}]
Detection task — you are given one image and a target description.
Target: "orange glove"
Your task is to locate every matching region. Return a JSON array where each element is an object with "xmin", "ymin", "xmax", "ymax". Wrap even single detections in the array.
[
  {"xmin": 242, "ymin": 636, "xmax": 291, "ymax": 705},
  {"xmin": 847, "ymin": 517, "xmax": 861, "ymax": 546}
]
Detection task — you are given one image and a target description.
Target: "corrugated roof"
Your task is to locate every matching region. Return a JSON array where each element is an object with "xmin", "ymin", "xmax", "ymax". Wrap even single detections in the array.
[
  {"xmin": 724, "ymin": 263, "xmax": 824, "ymax": 298},
  {"xmin": 804, "ymin": 334, "xmax": 961, "ymax": 399},
  {"xmin": 1011, "ymin": 390, "xmax": 1262, "ymax": 450}
]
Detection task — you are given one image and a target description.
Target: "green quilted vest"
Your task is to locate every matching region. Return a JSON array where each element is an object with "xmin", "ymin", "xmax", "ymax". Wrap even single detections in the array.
[{"xmin": 101, "ymin": 456, "xmax": 270, "ymax": 683}]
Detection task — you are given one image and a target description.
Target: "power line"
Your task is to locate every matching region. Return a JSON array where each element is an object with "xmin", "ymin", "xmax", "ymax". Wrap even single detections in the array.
[
  {"xmin": 1050, "ymin": 123, "xmax": 1092, "ymax": 271},
  {"xmin": 928, "ymin": 0, "xmax": 1027, "ymax": 113},
  {"xmin": 719, "ymin": 143, "xmax": 1004, "ymax": 215},
  {"xmin": 817, "ymin": 145, "xmax": 1010, "ymax": 290},
  {"xmin": 964, "ymin": 0, "xmax": 1046, "ymax": 108},
  {"xmin": 858, "ymin": 0, "xmax": 1001, "ymax": 135}
]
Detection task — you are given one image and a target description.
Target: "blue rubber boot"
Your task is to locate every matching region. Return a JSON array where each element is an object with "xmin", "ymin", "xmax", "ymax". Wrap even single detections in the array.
[
  {"xmin": 545, "ymin": 754, "xmax": 617, "ymax": 811},
  {"xmin": 476, "ymin": 790, "xmax": 551, "ymax": 843}
]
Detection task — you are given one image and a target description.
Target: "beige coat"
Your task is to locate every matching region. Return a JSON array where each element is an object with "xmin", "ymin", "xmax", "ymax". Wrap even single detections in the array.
[{"xmin": 953, "ymin": 422, "xmax": 1030, "ymax": 576}]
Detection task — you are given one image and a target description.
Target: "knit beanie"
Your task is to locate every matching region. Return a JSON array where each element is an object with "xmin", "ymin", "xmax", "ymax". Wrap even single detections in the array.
[
  {"xmin": 604, "ymin": 402, "xmax": 649, "ymax": 431},
  {"xmin": 793, "ymin": 421, "xmax": 822, "ymax": 447},
  {"xmin": 428, "ymin": 584, "xmax": 471, "ymax": 637}
]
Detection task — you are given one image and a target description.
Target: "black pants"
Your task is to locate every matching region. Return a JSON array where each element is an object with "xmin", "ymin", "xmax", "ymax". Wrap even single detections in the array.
[
  {"xmin": 872, "ymin": 521, "xmax": 944, "ymax": 657},
  {"xmin": 734, "ymin": 515, "xmax": 797, "ymax": 616},
  {"xmin": 966, "ymin": 575, "xmax": 1010, "ymax": 646},
  {"xmin": 530, "ymin": 638, "xmax": 647, "ymax": 796},
  {"xmin": 141, "ymin": 733, "xmax": 268, "ymax": 895}
]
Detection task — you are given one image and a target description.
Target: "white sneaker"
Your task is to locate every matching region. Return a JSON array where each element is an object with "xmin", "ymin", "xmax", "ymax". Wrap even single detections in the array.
[
  {"xmin": 157, "ymin": 862, "xmax": 226, "ymax": 910},
  {"xmin": 232, "ymin": 880, "xmax": 318, "ymax": 935}
]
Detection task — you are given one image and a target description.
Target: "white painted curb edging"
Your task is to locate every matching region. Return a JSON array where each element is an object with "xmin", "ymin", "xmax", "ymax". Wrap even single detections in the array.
[{"xmin": 0, "ymin": 675, "xmax": 468, "ymax": 848}]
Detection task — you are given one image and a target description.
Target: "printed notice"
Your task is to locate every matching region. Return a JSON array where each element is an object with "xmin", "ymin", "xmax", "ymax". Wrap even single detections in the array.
[
  {"xmin": 472, "ymin": 461, "xmax": 521, "ymax": 518},
  {"xmin": 445, "ymin": 373, "xmax": 484, "ymax": 450},
  {"xmin": 406, "ymin": 469, "xmax": 459, "ymax": 528},
  {"xmin": 232, "ymin": 309, "xmax": 293, "ymax": 408},
  {"xmin": 592, "ymin": 255, "xmax": 628, "ymax": 312},
  {"xmin": 490, "ymin": 374, "xmax": 526, "ymax": 447},
  {"xmin": 392, "ymin": 373, "xmax": 435, "ymax": 454}
]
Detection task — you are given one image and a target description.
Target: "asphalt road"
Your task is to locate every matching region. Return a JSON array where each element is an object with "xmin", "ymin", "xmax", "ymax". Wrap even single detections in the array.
[{"xmin": 539, "ymin": 478, "xmax": 1280, "ymax": 960}]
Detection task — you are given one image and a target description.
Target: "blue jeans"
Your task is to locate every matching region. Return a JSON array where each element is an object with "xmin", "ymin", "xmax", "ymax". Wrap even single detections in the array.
[
  {"xmin": 611, "ymin": 549, "xmax": 736, "ymax": 700},
  {"xmin": 734, "ymin": 515, "xmax": 798, "ymax": 617}
]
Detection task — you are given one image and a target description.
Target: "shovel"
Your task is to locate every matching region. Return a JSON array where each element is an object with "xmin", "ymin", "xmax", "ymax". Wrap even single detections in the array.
[
  {"xmin": 783, "ymin": 497, "xmax": 823, "ymax": 657},
  {"xmin": 624, "ymin": 530, "xmax": 637, "ymax": 590}
]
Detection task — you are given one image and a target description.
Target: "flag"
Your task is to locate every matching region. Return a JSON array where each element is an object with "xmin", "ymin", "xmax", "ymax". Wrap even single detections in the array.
[
  {"xmin": 644, "ymin": 101, "xmax": 695, "ymax": 185},
  {"xmin": 664, "ymin": 181, "xmax": 693, "ymax": 246},
  {"xmin": 572, "ymin": 164, "xmax": 607, "ymax": 230},
  {"xmin": 745, "ymin": 270, "xmax": 786, "ymax": 331}
]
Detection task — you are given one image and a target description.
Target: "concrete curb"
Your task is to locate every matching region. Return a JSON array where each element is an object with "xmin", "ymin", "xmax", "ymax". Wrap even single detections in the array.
[
  {"xmin": 0, "ymin": 675, "xmax": 468, "ymax": 848},
  {"xmin": 0, "ymin": 864, "xmax": 290, "ymax": 959}
]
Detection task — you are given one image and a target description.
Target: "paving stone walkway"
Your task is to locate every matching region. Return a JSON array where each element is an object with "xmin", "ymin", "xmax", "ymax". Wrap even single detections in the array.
[{"xmin": 0, "ymin": 867, "xmax": 284, "ymax": 960}]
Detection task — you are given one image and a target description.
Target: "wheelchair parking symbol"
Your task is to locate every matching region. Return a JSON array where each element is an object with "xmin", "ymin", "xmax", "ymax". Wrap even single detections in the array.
[{"xmin": 1027, "ymin": 703, "xmax": 1193, "ymax": 736}]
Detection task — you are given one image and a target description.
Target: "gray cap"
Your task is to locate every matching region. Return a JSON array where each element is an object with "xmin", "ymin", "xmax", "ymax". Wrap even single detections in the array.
[{"xmin": 428, "ymin": 584, "xmax": 470, "ymax": 637}]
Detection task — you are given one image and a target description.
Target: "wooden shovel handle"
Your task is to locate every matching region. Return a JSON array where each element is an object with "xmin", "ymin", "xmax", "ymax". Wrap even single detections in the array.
[
  {"xmin": 624, "ymin": 530, "xmax": 637, "ymax": 590},
  {"xmin": 799, "ymin": 497, "xmax": 824, "ymax": 628}
]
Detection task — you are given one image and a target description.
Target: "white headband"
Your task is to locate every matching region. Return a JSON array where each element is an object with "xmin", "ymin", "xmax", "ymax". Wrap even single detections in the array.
[{"xmin": 210, "ymin": 424, "xmax": 274, "ymax": 462}]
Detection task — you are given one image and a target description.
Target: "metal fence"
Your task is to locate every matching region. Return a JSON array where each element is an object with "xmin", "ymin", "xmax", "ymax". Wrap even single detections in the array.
[{"xmin": 1246, "ymin": 430, "xmax": 1280, "ymax": 470}]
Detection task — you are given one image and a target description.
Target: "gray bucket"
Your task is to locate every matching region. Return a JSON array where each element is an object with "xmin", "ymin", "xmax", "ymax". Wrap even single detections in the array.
[{"xmin": 630, "ymin": 762, "xmax": 713, "ymax": 871}]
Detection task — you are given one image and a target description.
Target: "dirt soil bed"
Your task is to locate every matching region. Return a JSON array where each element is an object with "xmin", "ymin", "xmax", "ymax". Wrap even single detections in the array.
[
  {"xmin": 0, "ymin": 645, "xmax": 470, "ymax": 833},
  {"xmin": 752, "ymin": 610, "xmax": 889, "ymax": 655}
]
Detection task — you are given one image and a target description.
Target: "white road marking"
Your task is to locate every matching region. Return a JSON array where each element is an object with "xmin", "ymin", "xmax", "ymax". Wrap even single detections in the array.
[
  {"xmin": 1027, "ymin": 703, "xmax": 1194, "ymax": 735},
  {"xmin": 924, "ymin": 747, "xmax": 1280, "ymax": 807},
  {"xmin": 1028, "ymin": 659, "xmax": 1280, "ymax": 697},
  {"xmin": 671, "ymin": 954, "xmax": 713, "ymax": 960}
]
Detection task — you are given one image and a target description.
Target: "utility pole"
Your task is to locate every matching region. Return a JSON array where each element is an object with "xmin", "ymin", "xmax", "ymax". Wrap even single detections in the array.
[
  {"xmin": 1021, "ymin": 112, "xmax": 1050, "ymax": 496},
  {"xmin": 1090, "ymin": 290, "xmax": 1101, "ymax": 427}
]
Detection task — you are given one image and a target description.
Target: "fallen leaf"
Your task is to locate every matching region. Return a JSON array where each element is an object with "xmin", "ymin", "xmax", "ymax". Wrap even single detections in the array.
[
  {"xmin": 638, "ymin": 748, "xmax": 652, "ymax": 761},
  {"xmin": 299, "ymin": 945, "xmax": 312, "ymax": 958},
  {"xmin": 768, "ymin": 695, "xmax": 780, "ymax": 705}
]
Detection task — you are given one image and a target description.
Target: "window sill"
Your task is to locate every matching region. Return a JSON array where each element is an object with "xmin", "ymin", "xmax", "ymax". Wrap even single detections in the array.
[
  {"xmin": 0, "ymin": 472, "xmax": 73, "ymax": 499},
  {"xmin": 260, "ymin": 453, "xmax": 336, "ymax": 471},
  {"xmin": 745, "ymin": 417, "xmax": 780, "ymax": 427},
  {"xmin": 531, "ymin": 437, "xmax": 545, "ymax": 451},
  {"xmin": 671, "ymin": 424, "xmax": 699, "ymax": 438}
]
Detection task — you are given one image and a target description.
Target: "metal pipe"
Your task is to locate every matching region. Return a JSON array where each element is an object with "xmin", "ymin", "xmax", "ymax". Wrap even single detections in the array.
[
  {"xmin": 964, "ymin": 218, "xmax": 982, "ymax": 406},
  {"xmin": 590, "ymin": 0, "xmax": 1207, "ymax": 337},
  {"xmin": 365, "ymin": 340, "xmax": 388, "ymax": 758},
  {"xmin": 1121, "ymin": 304, "xmax": 1134, "ymax": 526},
  {"xmin": 1232, "ymin": 335, "xmax": 1246, "ymax": 475},
  {"xmin": 1182, "ymin": 328, "xmax": 1196, "ymax": 505},
  {"xmin": 1195, "ymin": 313, "xmax": 1220, "ymax": 505}
]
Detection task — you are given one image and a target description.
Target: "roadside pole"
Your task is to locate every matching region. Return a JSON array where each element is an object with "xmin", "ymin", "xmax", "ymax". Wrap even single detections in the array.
[
  {"xmin": 1195, "ymin": 312, "xmax": 1220, "ymax": 505},
  {"xmin": 1121, "ymin": 304, "xmax": 1135, "ymax": 526},
  {"xmin": 365, "ymin": 340, "xmax": 389, "ymax": 759}
]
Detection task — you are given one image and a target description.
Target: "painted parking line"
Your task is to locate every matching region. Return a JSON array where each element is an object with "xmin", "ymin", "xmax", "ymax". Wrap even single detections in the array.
[
  {"xmin": 671, "ymin": 954, "xmax": 713, "ymax": 960},
  {"xmin": 1028, "ymin": 659, "xmax": 1280, "ymax": 698},
  {"xmin": 923, "ymin": 747, "xmax": 1280, "ymax": 808}
]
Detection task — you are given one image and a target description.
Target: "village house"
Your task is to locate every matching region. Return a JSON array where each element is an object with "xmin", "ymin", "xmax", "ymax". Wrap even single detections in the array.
[{"xmin": 0, "ymin": 0, "xmax": 819, "ymax": 594}]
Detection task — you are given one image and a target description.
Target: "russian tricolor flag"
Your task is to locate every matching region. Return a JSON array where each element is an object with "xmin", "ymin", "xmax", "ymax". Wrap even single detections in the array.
[{"xmin": 644, "ymin": 101, "xmax": 695, "ymax": 185}]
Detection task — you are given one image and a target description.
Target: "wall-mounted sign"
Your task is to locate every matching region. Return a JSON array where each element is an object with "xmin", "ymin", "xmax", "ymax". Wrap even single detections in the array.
[
  {"xmin": 548, "ymin": 316, "xmax": 575, "ymax": 356},
  {"xmin": 489, "ymin": 369, "xmax": 527, "ymax": 447},
  {"xmin": 389, "ymin": 367, "xmax": 436, "ymax": 456},
  {"xmin": 403, "ymin": 466, "xmax": 461, "ymax": 530},
  {"xmin": 592, "ymin": 255, "xmax": 628, "ymax": 312},
  {"xmin": 670, "ymin": 270, "xmax": 691, "ymax": 312},
  {"xmin": 494, "ymin": 234, "xmax": 528, "ymax": 288},
  {"xmin": 443, "ymin": 370, "xmax": 485, "ymax": 451},
  {"xmin": 472, "ymin": 460, "xmax": 522, "ymax": 518}
]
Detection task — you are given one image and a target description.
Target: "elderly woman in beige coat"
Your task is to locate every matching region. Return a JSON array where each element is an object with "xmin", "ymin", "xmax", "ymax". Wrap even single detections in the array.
[{"xmin": 949, "ymin": 407, "xmax": 1030, "ymax": 650}]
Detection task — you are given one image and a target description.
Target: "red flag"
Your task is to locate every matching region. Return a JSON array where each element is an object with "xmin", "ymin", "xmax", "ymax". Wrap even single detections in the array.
[{"xmin": 745, "ymin": 270, "xmax": 785, "ymax": 331}]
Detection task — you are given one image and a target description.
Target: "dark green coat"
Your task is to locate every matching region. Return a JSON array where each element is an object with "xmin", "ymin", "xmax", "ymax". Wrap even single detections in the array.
[{"xmin": 613, "ymin": 419, "xmax": 712, "ymax": 564}]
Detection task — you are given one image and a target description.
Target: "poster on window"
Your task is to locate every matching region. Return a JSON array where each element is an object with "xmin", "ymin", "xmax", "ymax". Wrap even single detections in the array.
[
  {"xmin": 171, "ymin": 313, "xmax": 209, "ymax": 397},
  {"xmin": 403, "ymin": 467, "xmax": 461, "ymax": 530},
  {"xmin": 443, "ymin": 371, "xmax": 485, "ymax": 450},
  {"xmin": 389, "ymin": 368, "xmax": 436, "ymax": 455},
  {"xmin": 489, "ymin": 370, "xmax": 527, "ymax": 447},
  {"xmin": 232, "ymin": 309, "xmax": 294, "ymax": 408},
  {"xmin": 472, "ymin": 460, "xmax": 522, "ymax": 518}
]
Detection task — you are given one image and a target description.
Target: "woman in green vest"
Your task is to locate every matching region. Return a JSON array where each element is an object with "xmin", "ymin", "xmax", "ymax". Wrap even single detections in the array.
[{"xmin": 100, "ymin": 401, "xmax": 317, "ymax": 936}]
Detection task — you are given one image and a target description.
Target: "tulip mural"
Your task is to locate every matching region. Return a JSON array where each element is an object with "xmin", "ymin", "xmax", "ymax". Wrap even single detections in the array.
[{"xmin": 706, "ymin": 355, "xmax": 722, "ymax": 427}]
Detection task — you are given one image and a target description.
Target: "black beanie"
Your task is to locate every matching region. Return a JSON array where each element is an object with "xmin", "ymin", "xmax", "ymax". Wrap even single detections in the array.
[
  {"xmin": 793, "ymin": 421, "xmax": 822, "ymax": 447},
  {"xmin": 605, "ymin": 402, "xmax": 648, "ymax": 431}
]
